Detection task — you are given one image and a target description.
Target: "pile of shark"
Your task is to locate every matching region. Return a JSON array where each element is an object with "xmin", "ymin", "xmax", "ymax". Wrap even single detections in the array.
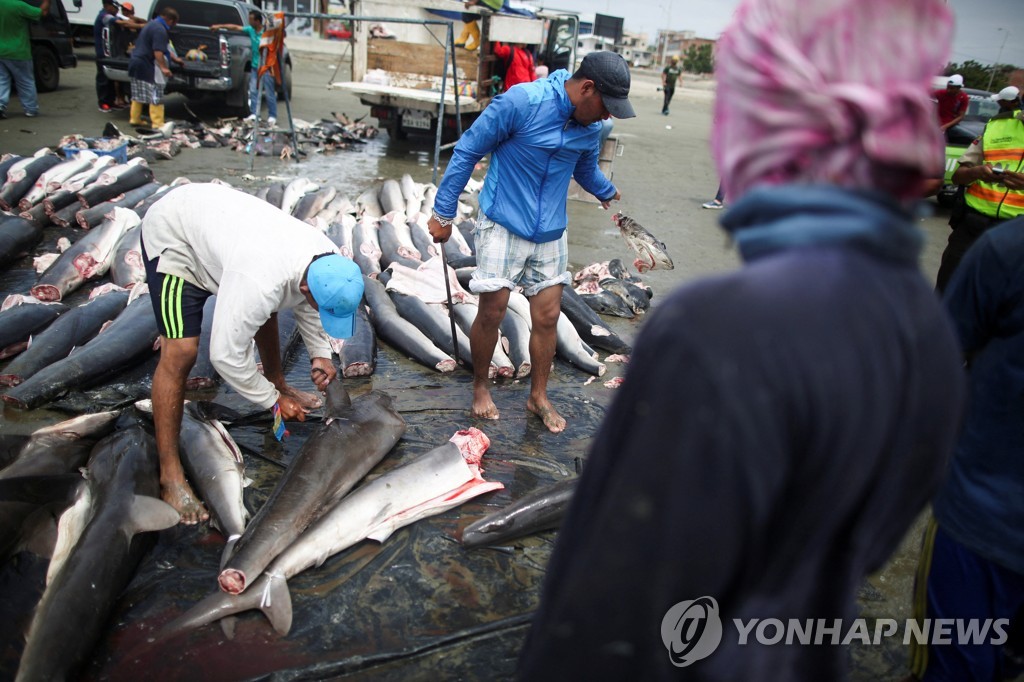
[
  {"xmin": 58, "ymin": 111, "xmax": 379, "ymax": 166},
  {"xmin": 0, "ymin": 149, "xmax": 673, "ymax": 402},
  {"xmin": 2, "ymin": 383, "xmax": 517, "ymax": 679},
  {"xmin": 0, "ymin": 143, "xmax": 676, "ymax": 678}
]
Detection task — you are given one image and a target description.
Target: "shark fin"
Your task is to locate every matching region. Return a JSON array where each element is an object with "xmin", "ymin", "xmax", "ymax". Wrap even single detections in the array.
[
  {"xmin": 323, "ymin": 380, "xmax": 352, "ymax": 416},
  {"xmin": 258, "ymin": 575, "xmax": 294, "ymax": 636},
  {"xmin": 220, "ymin": 616, "xmax": 237, "ymax": 640},
  {"xmin": 126, "ymin": 494, "xmax": 181, "ymax": 534},
  {"xmin": 220, "ymin": 534, "xmax": 240, "ymax": 570},
  {"xmin": 156, "ymin": 588, "xmax": 263, "ymax": 642}
]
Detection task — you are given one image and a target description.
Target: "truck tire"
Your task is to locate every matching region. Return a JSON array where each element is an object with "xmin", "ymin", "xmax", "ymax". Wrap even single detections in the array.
[
  {"xmin": 388, "ymin": 116, "xmax": 408, "ymax": 141},
  {"xmin": 32, "ymin": 46, "xmax": 60, "ymax": 93},
  {"xmin": 277, "ymin": 60, "xmax": 292, "ymax": 101},
  {"xmin": 226, "ymin": 73, "xmax": 250, "ymax": 116}
]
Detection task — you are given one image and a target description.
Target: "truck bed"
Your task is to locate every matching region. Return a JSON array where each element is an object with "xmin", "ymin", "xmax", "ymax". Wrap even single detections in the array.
[{"xmin": 329, "ymin": 81, "xmax": 487, "ymax": 114}]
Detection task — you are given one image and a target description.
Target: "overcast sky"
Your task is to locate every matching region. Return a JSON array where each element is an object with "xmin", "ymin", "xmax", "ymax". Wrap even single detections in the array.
[{"xmin": 534, "ymin": 0, "xmax": 1023, "ymax": 68}]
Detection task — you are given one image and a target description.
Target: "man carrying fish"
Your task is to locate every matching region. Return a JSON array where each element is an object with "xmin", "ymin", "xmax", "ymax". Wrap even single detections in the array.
[
  {"xmin": 141, "ymin": 183, "xmax": 364, "ymax": 524},
  {"xmin": 428, "ymin": 51, "xmax": 633, "ymax": 433}
]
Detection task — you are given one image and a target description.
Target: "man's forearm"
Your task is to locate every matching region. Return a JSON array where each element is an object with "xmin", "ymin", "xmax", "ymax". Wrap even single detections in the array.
[{"xmin": 951, "ymin": 163, "xmax": 995, "ymax": 185}]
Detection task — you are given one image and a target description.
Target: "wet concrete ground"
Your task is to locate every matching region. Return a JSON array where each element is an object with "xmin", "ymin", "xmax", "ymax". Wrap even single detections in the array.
[{"xmin": 0, "ymin": 47, "xmax": 961, "ymax": 679}]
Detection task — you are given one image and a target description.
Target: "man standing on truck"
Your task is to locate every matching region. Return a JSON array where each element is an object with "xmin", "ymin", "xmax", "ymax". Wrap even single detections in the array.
[
  {"xmin": 491, "ymin": 41, "xmax": 535, "ymax": 90},
  {"xmin": 933, "ymin": 73, "xmax": 970, "ymax": 132},
  {"xmin": 427, "ymin": 51, "xmax": 634, "ymax": 433},
  {"xmin": 141, "ymin": 183, "xmax": 365, "ymax": 524},
  {"xmin": 94, "ymin": 0, "xmax": 120, "ymax": 112},
  {"xmin": 210, "ymin": 10, "xmax": 276, "ymax": 127},
  {"xmin": 111, "ymin": 2, "xmax": 146, "ymax": 108},
  {"xmin": 0, "ymin": 0, "xmax": 50, "ymax": 118},
  {"xmin": 127, "ymin": 6, "xmax": 182, "ymax": 127}
]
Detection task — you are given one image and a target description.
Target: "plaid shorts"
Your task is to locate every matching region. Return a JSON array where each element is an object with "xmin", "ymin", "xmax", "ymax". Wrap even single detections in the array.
[
  {"xmin": 130, "ymin": 78, "xmax": 165, "ymax": 105},
  {"xmin": 469, "ymin": 212, "xmax": 571, "ymax": 296}
]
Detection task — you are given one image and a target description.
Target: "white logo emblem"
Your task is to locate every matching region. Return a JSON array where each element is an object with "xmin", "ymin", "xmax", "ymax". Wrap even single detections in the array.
[{"xmin": 661, "ymin": 596, "xmax": 723, "ymax": 667}]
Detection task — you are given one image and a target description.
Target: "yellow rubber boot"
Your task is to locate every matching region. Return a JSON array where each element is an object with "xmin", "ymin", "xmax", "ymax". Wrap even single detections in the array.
[
  {"xmin": 129, "ymin": 101, "xmax": 145, "ymax": 125},
  {"xmin": 149, "ymin": 103, "xmax": 165, "ymax": 127},
  {"xmin": 456, "ymin": 20, "xmax": 479, "ymax": 50}
]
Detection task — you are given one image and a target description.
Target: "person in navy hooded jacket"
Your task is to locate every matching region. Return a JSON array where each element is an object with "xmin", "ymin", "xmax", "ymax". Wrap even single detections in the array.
[
  {"xmin": 518, "ymin": 0, "xmax": 968, "ymax": 678},
  {"xmin": 428, "ymin": 51, "xmax": 634, "ymax": 433}
]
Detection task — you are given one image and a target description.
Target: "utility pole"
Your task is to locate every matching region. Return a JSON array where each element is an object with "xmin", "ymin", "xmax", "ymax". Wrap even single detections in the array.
[{"xmin": 986, "ymin": 27, "xmax": 1009, "ymax": 92}]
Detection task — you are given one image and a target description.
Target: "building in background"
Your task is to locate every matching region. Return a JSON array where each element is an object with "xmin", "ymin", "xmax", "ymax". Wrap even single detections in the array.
[
  {"xmin": 655, "ymin": 29, "xmax": 715, "ymax": 67},
  {"xmin": 619, "ymin": 31, "xmax": 653, "ymax": 68}
]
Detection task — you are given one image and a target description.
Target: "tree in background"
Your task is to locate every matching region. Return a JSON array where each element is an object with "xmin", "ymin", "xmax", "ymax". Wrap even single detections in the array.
[
  {"xmin": 683, "ymin": 44, "xmax": 714, "ymax": 74},
  {"xmin": 944, "ymin": 61, "xmax": 1018, "ymax": 91}
]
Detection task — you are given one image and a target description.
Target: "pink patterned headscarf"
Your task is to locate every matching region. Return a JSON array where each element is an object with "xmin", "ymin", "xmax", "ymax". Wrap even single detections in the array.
[{"xmin": 712, "ymin": 0, "xmax": 953, "ymax": 202}]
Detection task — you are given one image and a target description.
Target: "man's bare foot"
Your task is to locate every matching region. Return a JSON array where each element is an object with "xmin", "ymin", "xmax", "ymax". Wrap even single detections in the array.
[
  {"xmin": 471, "ymin": 385, "xmax": 500, "ymax": 420},
  {"xmin": 280, "ymin": 385, "xmax": 323, "ymax": 409},
  {"xmin": 162, "ymin": 480, "xmax": 209, "ymax": 525},
  {"xmin": 526, "ymin": 398, "xmax": 566, "ymax": 433}
]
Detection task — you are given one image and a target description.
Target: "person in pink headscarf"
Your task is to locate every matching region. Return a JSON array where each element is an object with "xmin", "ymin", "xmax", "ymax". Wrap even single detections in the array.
[{"xmin": 517, "ymin": 0, "xmax": 967, "ymax": 680}]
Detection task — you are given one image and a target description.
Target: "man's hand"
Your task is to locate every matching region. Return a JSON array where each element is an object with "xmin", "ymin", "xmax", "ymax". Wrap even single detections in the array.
[
  {"xmin": 600, "ymin": 190, "xmax": 622, "ymax": 210},
  {"xmin": 310, "ymin": 357, "xmax": 336, "ymax": 391},
  {"xmin": 1000, "ymin": 170, "xmax": 1024, "ymax": 191},
  {"xmin": 276, "ymin": 395, "xmax": 308, "ymax": 421},
  {"xmin": 427, "ymin": 214, "xmax": 452, "ymax": 243}
]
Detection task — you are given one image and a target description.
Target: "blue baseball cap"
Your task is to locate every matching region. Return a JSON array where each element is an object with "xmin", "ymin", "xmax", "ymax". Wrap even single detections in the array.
[{"xmin": 306, "ymin": 254, "xmax": 364, "ymax": 339}]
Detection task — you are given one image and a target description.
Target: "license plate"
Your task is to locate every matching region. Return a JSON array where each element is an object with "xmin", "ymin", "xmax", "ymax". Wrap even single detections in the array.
[{"xmin": 402, "ymin": 110, "xmax": 432, "ymax": 130}]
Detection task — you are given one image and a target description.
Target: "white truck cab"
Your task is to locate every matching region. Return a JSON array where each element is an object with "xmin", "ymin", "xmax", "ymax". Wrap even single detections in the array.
[{"xmin": 330, "ymin": 0, "xmax": 578, "ymax": 141}]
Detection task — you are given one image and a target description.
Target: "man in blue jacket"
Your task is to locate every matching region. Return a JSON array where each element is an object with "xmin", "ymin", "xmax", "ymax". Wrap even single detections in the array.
[{"xmin": 428, "ymin": 51, "xmax": 633, "ymax": 433}]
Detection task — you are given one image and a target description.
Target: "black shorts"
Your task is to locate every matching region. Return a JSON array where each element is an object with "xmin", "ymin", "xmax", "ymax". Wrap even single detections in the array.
[{"xmin": 141, "ymin": 237, "xmax": 211, "ymax": 339}]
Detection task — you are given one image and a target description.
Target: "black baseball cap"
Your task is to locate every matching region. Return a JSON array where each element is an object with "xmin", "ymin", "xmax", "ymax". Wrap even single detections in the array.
[{"xmin": 578, "ymin": 51, "xmax": 635, "ymax": 119}]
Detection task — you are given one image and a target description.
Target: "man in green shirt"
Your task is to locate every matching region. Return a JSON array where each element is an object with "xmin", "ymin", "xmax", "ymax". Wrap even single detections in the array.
[
  {"xmin": 211, "ymin": 10, "xmax": 277, "ymax": 126},
  {"xmin": 661, "ymin": 56, "xmax": 681, "ymax": 115},
  {"xmin": 0, "ymin": 0, "xmax": 51, "ymax": 117}
]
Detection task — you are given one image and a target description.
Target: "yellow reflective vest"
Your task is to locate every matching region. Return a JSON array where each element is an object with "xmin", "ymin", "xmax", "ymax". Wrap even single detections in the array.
[{"xmin": 965, "ymin": 109, "xmax": 1024, "ymax": 219}]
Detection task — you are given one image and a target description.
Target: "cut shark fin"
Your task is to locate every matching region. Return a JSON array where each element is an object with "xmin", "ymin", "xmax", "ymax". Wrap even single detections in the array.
[
  {"xmin": 220, "ymin": 616, "xmax": 237, "ymax": 640},
  {"xmin": 220, "ymin": 534, "xmax": 240, "ymax": 570},
  {"xmin": 323, "ymin": 380, "xmax": 352, "ymax": 416},
  {"xmin": 157, "ymin": 574, "xmax": 293, "ymax": 642},
  {"xmin": 258, "ymin": 575, "xmax": 294, "ymax": 635}
]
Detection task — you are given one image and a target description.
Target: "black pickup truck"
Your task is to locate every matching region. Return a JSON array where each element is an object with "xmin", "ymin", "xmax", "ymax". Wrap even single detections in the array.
[
  {"xmin": 28, "ymin": 0, "xmax": 77, "ymax": 92},
  {"xmin": 100, "ymin": 0, "xmax": 292, "ymax": 113}
]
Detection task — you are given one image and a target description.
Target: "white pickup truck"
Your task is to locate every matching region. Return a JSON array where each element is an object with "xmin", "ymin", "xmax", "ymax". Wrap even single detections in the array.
[
  {"xmin": 331, "ymin": 0, "xmax": 578, "ymax": 140},
  {"xmin": 64, "ymin": 0, "xmax": 153, "ymax": 44}
]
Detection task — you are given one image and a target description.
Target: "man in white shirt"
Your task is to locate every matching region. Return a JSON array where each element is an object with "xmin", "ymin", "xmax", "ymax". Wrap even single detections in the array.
[{"xmin": 141, "ymin": 183, "xmax": 364, "ymax": 524}]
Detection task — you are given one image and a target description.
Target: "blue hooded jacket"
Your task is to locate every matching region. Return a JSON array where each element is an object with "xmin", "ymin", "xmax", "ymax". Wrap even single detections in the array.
[
  {"xmin": 433, "ymin": 70, "xmax": 617, "ymax": 243},
  {"xmin": 935, "ymin": 217, "xmax": 1024, "ymax": 575}
]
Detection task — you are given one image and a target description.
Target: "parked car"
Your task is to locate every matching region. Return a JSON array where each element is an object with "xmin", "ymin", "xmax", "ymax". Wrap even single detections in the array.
[
  {"xmin": 99, "ymin": 0, "xmax": 292, "ymax": 114},
  {"xmin": 937, "ymin": 87, "xmax": 1000, "ymax": 206},
  {"xmin": 28, "ymin": 0, "xmax": 77, "ymax": 92},
  {"xmin": 325, "ymin": 20, "xmax": 351, "ymax": 40}
]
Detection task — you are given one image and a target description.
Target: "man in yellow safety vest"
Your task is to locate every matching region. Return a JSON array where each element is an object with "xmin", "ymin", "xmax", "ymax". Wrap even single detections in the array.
[{"xmin": 936, "ymin": 85, "xmax": 1024, "ymax": 292}]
